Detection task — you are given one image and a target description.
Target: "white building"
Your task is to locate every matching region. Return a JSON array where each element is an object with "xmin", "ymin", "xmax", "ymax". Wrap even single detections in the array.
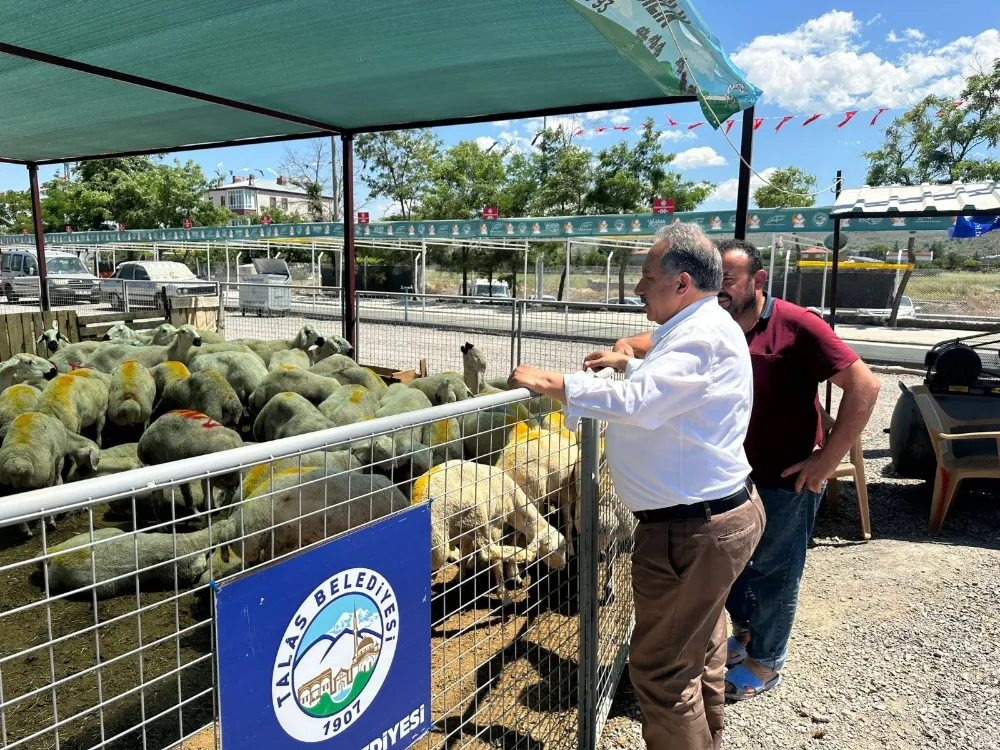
[{"xmin": 206, "ymin": 173, "xmax": 335, "ymax": 220}]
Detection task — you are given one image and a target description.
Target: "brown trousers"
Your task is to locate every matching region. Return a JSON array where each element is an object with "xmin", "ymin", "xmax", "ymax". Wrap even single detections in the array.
[{"xmin": 629, "ymin": 490, "xmax": 765, "ymax": 750}]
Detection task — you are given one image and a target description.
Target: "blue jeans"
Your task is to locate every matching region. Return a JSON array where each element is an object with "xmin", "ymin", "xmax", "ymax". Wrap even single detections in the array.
[{"xmin": 725, "ymin": 484, "xmax": 824, "ymax": 672}]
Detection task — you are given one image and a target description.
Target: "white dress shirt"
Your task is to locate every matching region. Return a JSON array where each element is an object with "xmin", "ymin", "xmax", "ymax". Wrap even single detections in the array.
[{"xmin": 563, "ymin": 296, "xmax": 753, "ymax": 511}]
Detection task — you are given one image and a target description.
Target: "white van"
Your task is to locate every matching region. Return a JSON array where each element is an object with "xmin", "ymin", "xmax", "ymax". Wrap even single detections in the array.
[
  {"xmin": 1, "ymin": 249, "xmax": 100, "ymax": 305},
  {"xmin": 458, "ymin": 278, "xmax": 510, "ymax": 300}
]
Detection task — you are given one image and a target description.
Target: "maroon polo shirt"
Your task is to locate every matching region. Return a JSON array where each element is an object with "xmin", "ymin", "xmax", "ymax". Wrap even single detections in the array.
[{"xmin": 744, "ymin": 295, "xmax": 859, "ymax": 489}]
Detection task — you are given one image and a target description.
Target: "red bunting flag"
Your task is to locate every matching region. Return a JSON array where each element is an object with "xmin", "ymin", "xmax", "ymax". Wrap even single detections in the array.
[
  {"xmin": 802, "ymin": 114, "xmax": 823, "ymax": 126},
  {"xmin": 613, "ymin": 125, "xmax": 630, "ymax": 131},
  {"xmin": 594, "ymin": 127, "xmax": 607, "ymax": 133},
  {"xmin": 573, "ymin": 129, "xmax": 584, "ymax": 136},
  {"xmin": 724, "ymin": 120, "xmax": 735, "ymax": 135},
  {"xmin": 753, "ymin": 118, "xmax": 764, "ymax": 131},
  {"xmin": 687, "ymin": 122, "xmax": 704, "ymax": 130},
  {"xmin": 837, "ymin": 111, "xmax": 858, "ymax": 128},
  {"xmin": 937, "ymin": 101, "xmax": 966, "ymax": 116},
  {"xmin": 870, "ymin": 107, "xmax": 890, "ymax": 126},
  {"xmin": 665, "ymin": 114, "xmax": 678, "ymax": 126},
  {"xmin": 775, "ymin": 115, "xmax": 794, "ymax": 132}
]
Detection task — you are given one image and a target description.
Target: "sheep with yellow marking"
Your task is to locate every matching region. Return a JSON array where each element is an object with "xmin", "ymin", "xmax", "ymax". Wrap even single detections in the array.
[
  {"xmin": 267, "ymin": 348, "xmax": 311, "ymax": 371},
  {"xmin": 408, "ymin": 373, "xmax": 473, "ymax": 406},
  {"xmin": 318, "ymin": 384, "xmax": 380, "ymax": 428},
  {"xmin": 154, "ymin": 369, "xmax": 243, "ymax": 427},
  {"xmin": 237, "ymin": 450, "xmax": 360, "ymax": 501},
  {"xmin": 252, "ymin": 392, "xmax": 331, "ymax": 442},
  {"xmin": 150, "ymin": 361, "xmax": 190, "ymax": 403},
  {"xmin": 309, "ymin": 355, "xmax": 386, "ymax": 395},
  {"xmin": 0, "ymin": 384, "xmax": 42, "ymax": 432},
  {"xmin": 38, "ymin": 369, "xmax": 111, "ymax": 447},
  {"xmin": 412, "ymin": 459, "xmax": 567, "ymax": 606},
  {"xmin": 0, "ymin": 412, "xmax": 99, "ymax": 537},
  {"xmin": 107, "ymin": 360, "xmax": 156, "ymax": 431},
  {"xmin": 248, "ymin": 367, "xmax": 342, "ymax": 412}
]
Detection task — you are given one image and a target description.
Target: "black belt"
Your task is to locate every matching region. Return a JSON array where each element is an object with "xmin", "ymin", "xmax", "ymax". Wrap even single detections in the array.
[{"xmin": 633, "ymin": 479, "xmax": 753, "ymax": 523}]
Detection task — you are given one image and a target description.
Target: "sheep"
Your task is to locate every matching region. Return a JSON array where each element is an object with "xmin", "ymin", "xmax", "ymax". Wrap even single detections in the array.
[
  {"xmin": 0, "ymin": 384, "xmax": 42, "ymax": 432},
  {"xmin": 318, "ymin": 384, "xmax": 380, "ymax": 427},
  {"xmin": 48, "ymin": 341, "xmax": 122, "ymax": 373},
  {"xmin": 107, "ymin": 360, "xmax": 156, "ymax": 430},
  {"xmin": 412, "ymin": 459, "xmax": 567, "ymax": 606},
  {"xmin": 84, "ymin": 325, "xmax": 203, "ymax": 372},
  {"xmin": 461, "ymin": 402, "xmax": 535, "ymax": 464},
  {"xmin": 102, "ymin": 323, "xmax": 150, "ymax": 343},
  {"xmin": 0, "ymin": 412, "xmax": 99, "ymax": 536},
  {"xmin": 150, "ymin": 361, "xmax": 190, "ymax": 403},
  {"xmin": 0, "ymin": 354, "xmax": 58, "ymax": 390},
  {"xmin": 36, "ymin": 328, "xmax": 71, "ymax": 355},
  {"xmin": 421, "ymin": 417, "xmax": 464, "ymax": 466},
  {"xmin": 307, "ymin": 335, "xmax": 354, "ymax": 364},
  {"xmin": 147, "ymin": 323, "xmax": 179, "ymax": 345},
  {"xmin": 154, "ymin": 370, "xmax": 243, "ymax": 427},
  {"xmin": 249, "ymin": 367, "xmax": 341, "ymax": 412},
  {"xmin": 496, "ymin": 423, "xmax": 580, "ymax": 555},
  {"xmin": 408, "ymin": 373, "xmax": 473, "ymax": 405},
  {"xmin": 186, "ymin": 351, "xmax": 268, "ymax": 404},
  {"xmin": 137, "ymin": 410, "xmax": 244, "ymax": 511},
  {"xmin": 189, "ymin": 342, "xmax": 259, "ymax": 359},
  {"xmin": 309, "ymin": 356, "xmax": 387, "ymax": 395},
  {"xmin": 38, "ymin": 370, "xmax": 110, "ymax": 446},
  {"xmin": 224, "ymin": 468, "xmax": 408, "ymax": 566},
  {"xmin": 308, "ymin": 353, "xmax": 355, "ymax": 376},
  {"xmin": 375, "ymin": 385, "xmax": 432, "ymax": 417},
  {"xmin": 268, "ymin": 349, "xmax": 311, "ymax": 371},
  {"xmin": 252, "ymin": 392, "xmax": 332, "ymax": 442},
  {"xmin": 43, "ymin": 521, "xmax": 236, "ymax": 599},
  {"xmin": 232, "ymin": 324, "xmax": 325, "ymax": 366},
  {"xmin": 237, "ymin": 450, "xmax": 361, "ymax": 500},
  {"xmin": 69, "ymin": 442, "xmax": 141, "ymax": 483},
  {"xmin": 460, "ymin": 342, "xmax": 508, "ymax": 395}
]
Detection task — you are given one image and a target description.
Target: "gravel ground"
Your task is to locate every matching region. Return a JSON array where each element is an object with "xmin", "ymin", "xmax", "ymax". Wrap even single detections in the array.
[{"xmin": 598, "ymin": 371, "xmax": 1000, "ymax": 750}]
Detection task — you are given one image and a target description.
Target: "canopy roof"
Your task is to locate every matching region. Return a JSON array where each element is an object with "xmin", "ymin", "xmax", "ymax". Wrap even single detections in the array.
[
  {"xmin": 0, "ymin": 0, "xmax": 759, "ymax": 164},
  {"xmin": 831, "ymin": 182, "xmax": 1000, "ymax": 218}
]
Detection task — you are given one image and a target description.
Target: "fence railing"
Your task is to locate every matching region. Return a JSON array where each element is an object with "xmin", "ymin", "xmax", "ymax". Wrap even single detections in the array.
[{"xmin": 0, "ymin": 381, "xmax": 632, "ymax": 750}]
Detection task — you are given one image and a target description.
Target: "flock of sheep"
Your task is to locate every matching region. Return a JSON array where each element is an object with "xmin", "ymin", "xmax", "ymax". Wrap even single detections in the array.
[{"xmin": 0, "ymin": 321, "xmax": 623, "ymax": 607}]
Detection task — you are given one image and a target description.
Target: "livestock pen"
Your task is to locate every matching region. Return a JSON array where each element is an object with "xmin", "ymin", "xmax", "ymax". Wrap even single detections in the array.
[{"xmin": 0, "ymin": 386, "xmax": 633, "ymax": 750}]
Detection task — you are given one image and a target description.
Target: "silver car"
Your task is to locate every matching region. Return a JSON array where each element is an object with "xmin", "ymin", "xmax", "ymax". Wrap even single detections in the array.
[
  {"xmin": 1, "ymin": 249, "xmax": 100, "ymax": 305},
  {"xmin": 100, "ymin": 261, "xmax": 218, "ymax": 309}
]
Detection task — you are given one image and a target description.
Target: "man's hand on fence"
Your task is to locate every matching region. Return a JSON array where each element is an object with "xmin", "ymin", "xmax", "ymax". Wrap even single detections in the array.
[
  {"xmin": 508, "ymin": 365, "xmax": 566, "ymax": 403},
  {"xmin": 583, "ymin": 350, "xmax": 632, "ymax": 372}
]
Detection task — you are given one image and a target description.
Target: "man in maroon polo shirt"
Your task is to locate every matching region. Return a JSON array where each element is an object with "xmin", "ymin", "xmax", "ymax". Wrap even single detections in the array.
[{"xmin": 612, "ymin": 239, "xmax": 879, "ymax": 701}]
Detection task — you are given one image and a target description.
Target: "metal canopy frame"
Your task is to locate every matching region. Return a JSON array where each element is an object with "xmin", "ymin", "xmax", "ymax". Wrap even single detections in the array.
[{"xmin": 1, "ymin": 31, "xmax": 756, "ymax": 348}]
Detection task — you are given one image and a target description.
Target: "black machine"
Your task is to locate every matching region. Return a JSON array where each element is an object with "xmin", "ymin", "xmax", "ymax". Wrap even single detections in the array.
[{"xmin": 924, "ymin": 329, "xmax": 1000, "ymax": 396}]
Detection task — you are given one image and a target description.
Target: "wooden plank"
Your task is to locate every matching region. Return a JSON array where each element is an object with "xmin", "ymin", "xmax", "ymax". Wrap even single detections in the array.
[
  {"xmin": 7, "ymin": 315, "xmax": 24, "ymax": 356},
  {"xmin": 42, "ymin": 311, "xmax": 55, "ymax": 331},
  {"xmin": 30, "ymin": 312, "xmax": 44, "ymax": 356},
  {"xmin": 0, "ymin": 316, "xmax": 12, "ymax": 361},
  {"xmin": 62, "ymin": 310, "xmax": 81, "ymax": 343},
  {"xmin": 76, "ymin": 311, "xmax": 168, "ymax": 326},
  {"xmin": 21, "ymin": 314, "xmax": 35, "ymax": 354}
]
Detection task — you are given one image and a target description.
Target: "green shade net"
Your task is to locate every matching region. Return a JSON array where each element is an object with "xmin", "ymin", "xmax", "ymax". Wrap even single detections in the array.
[{"xmin": 0, "ymin": 0, "xmax": 758, "ymax": 162}]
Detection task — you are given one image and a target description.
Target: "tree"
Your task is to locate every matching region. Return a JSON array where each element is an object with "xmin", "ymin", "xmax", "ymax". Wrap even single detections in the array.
[
  {"xmin": 248, "ymin": 206, "xmax": 304, "ymax": 225},
  {"xmin": 499, "ymin": 151, "xmax": 538, "ymax": 218},
  {"xmin": 753, "ymin": 166, "xmax": 818, "ymax": 208},
  {"xmin": 532, "ymin": 128, "xmax": 593, "ymax": 216},
  {"xmin": 864, "ymin": 58, "xmax": 1000, "ymax": 185},
  {"xmin": 355, "ymin": 129, "xmax": 441, "ymax": 219},
  {"xmin": 279, "ymin": 139, "xmax": 339, "ymax": 220},
  {"xmin": 586, "ymin": 116, "xmax": 714, "ymax": 300},
  {"xmin": 0, "ymin": 190, "xmax": 33, "ymax": 233},
  {"xmin": 421, "ymin": 140, "xmax": 508, "ymax": 220}
]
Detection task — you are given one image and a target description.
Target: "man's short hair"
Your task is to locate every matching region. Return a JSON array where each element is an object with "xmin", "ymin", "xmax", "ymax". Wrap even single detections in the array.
[
  {"xmin": 652, "ymin": 222, "xmax": 723, "ymax": 292},
  {"xmin": 717, "ymin": 238, "xmax": 763, "ymax": 275}
]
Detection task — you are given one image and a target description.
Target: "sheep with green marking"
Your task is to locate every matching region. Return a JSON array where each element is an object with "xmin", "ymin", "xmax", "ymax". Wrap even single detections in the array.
[
  {"xmin": 307, "ymin": 335, "xmax": 354, "ymax": 364},
  {"xmin": 309, "ymin": 355, "xmax": 386, "ymax": 395},
  {"xmin": 150, "ymin": 361, "xmax": 190, "ymax": 403},
  {"xmin": 408, "ymin": 372, "xmax": 473, "ymax": 405}
]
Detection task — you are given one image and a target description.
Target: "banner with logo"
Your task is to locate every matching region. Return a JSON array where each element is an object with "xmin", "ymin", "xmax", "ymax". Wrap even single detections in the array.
[
  {"xmin": 215, "ymin": 505, "xmax": 431, "ymax": 749},
  {"xmin": 0, "ymin": 210, "xmax": 959, "ymax": 247}
]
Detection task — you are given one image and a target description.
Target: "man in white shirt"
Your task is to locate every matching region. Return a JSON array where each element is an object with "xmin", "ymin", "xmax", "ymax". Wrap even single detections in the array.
[{"xmin": 509, "ymin": 222, "xmax": 765, "ymax": 750}]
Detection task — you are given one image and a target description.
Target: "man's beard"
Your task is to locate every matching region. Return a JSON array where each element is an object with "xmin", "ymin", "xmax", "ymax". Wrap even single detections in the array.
[{"xmin": 719, "ymin": 286, "xmax": 756, "ymax": 319}]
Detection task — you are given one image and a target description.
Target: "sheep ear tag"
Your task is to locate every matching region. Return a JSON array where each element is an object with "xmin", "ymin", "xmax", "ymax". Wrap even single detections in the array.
[{"xmin": 213, "ymin": 504, "xmax": 431, "ymax": 748}]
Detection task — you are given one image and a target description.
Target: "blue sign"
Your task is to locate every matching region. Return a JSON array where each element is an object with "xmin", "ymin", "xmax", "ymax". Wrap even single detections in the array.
[{"xmin": 215, "ymin": 505, "xmax": 431, "ymax": 748}]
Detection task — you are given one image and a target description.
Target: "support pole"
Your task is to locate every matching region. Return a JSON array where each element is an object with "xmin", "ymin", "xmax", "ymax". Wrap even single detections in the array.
[
  {"xmin": 342, "ymin": 134, "xmax": 357, "ymax": 350},
  {"xmin": 27, "ymin": 164, "xmax": 50, "ymax": 312},
  {"xmin": 605, "ymin": 251, "xmax": 614, "ymax": 302},
  {"xmin": 768, "ymin": 235, "xmax": 777, "ymax": 296},
  {"xmin": 825, "ymin": 171, "xmax": 843, "ymax": 415},
  {"xmin": 577, "ymin": 417, "xmax": 601, "ymax": 750},
  {"xmin": 733, "ymin": 106, "xmax": 755, "ymax": 241}
]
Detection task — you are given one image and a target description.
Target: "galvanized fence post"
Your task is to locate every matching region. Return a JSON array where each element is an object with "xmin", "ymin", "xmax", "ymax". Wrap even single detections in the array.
[
  {"xmin": 515, "ymin": 299, "xmax": 524, "ymax": 367},
  {"xmin": 216, "ymin": 281, "xmax": 226, "ymax": 335},
  {"xmin": 578, "ymin": 416, "xmax": 601, "ymax": 750},
  {"xmin": 509, "ymin": 298, "xmax": 518, "ymax": 371}
]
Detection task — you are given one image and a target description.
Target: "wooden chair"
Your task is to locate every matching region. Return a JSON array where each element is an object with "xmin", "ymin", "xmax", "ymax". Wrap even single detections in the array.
[
  {"xmin": 820, "ymin": 407, "xmax": 871, "ymax": 540},
  {"xmin": 909, "ymin": 385, "xmax": 1000, "ymax": 535}
]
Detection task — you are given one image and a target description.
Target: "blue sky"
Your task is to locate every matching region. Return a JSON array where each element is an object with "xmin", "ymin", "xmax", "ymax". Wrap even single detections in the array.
[{"xmin": 1, "ymin": 3, "xmax": 997, "ymax": 218}]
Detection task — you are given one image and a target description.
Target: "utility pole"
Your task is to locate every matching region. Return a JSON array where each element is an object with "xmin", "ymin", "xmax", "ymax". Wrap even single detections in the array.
[{"xmin": 329, "ymin": 136, "xmax": 341, "ymax": 222}]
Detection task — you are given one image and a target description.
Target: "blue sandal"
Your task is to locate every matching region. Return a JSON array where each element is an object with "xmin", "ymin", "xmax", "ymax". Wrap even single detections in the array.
[
  {"xmin": 726, "ymin": 636, "xmax": 747, "ymax": 668},
  {"xmin": 724, "ymin": 664, "xmax": 782, "ymax": 702}
]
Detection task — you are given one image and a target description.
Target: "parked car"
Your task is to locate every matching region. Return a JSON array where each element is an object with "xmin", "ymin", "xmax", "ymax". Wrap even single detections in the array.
[
  {"xmin": 606, "ymin": 295, "xmax": 644, "ymax": 306},
  {"xmin": 458, "ymin": 278, "xmax": 510, "ymax": 301},
  {"xmin": 100, "ymin": 261, "xmax": 218, "ymax": 309},
  {"xmin": 808, "ymin": 296, "xmax": 917, "ymax": 322},
  {"xmin": 1, "ymin": 249, "xmax": 100, "ymax": 305}
]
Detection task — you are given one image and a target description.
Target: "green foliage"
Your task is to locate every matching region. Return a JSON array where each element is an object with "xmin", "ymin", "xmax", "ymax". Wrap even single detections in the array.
[
  {"xmin": 249, "ymin": 206, "xmax": 304, "ymax": 225},
  {"xmin": 420, "ymin": 140, "xmax": 508, "ymax": 220},
  {"xmin": 752, "ymin": 166, "xmax": 818, "ymax": 208},
  {"xmin": 864, "ymin": 58, "xmax": 1000, "ymax": 185},
  {"xmin": 532, "ymin": 129, "xmax": 592, "ymax": 215},
  {"xmin": 354, "ymin": 129, "xmax": 441, "ymax": 219},
  {"xmin": 0, "ymin": 189, "xmax": 34, "ymax": 232}
]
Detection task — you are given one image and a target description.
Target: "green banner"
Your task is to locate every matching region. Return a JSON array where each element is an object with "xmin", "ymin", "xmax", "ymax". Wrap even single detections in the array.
[{"xmin": 0, "ymin": 209, "xmax": 958, "ymax": 247}]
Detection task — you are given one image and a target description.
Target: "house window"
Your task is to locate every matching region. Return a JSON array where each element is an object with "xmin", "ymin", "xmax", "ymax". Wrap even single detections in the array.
[
  {"xmin": 270, "ymin": 196, "xmax": 277, "ymax": 208},
  {"xmin": 226, "ymin": 189, "xmax": 257, "ymax": 212},
  {"xmin": 220, "ymin": 196, "xmax": 226, "ymax": 206},
  {"xmin": 281, "ymin": 198, "xmax": 289, "ymax": 211}
]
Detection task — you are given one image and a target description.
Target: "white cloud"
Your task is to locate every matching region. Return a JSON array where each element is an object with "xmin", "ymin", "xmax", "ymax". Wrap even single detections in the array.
[
  {"xmin": 658, "ymin": 129, "xmax": 698, "ymax": 142},
  {"xmin": 709, "ymin": 167, "xmax": 779, "ymax": 204},
  {"xmin": 672, "ymin": 147, "xmax": 727, "ymax": 169},
  {"xmin": 475, "ymin": 136, "xmax": 496, "ymax": 151},
  {"xmin": 867, "ymin": 13, "xmax": 883, "ymax": 26},
  {"xmin": 732, "ymin": 11, "xmax": 1000, "ymax": 111},
  {"xmin": 905, "ymin": 28, "xmax": 926, "ymax": 41},
  {"xmin": 886, "ymin": 30, "xmax": 901, "ymax": 44},
  {"xmin": 492, "ymin": 120, "xmax": 511, "ymax": 128}
]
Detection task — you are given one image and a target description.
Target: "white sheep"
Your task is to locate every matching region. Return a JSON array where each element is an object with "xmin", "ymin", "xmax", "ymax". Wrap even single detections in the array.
[
  {"xmin": 0, "ymin": 412, "xmax": 100, "ymax": 536},
  {"xmin": 224, "ymin": 467, "xmax": 408, "ymax": 566},
  {"xmin": 107, "ymin": 360, "xmax": 156, "ymax": 430},
  {"xmin": 84, "ymin": 325, "xmax": 203, "ymax": 372},
  {"xmin": 307, "ymin": 335, "xmax": 354, "ymax": 364},
  {"xmin": 36, "ymin": 328, "xmax": 71, "ymax": 355},
  {"xmin": 408, "ymin": 373, "xmax": 473, "ymax": 405},
  {"xmin": 411, "ymin": 459, "xmax": 567, "ymax": 606},
  {"xmin": 268, "ymin": 349, "xmax": 311, "ymax": 371},
  {"xmin": 186, "ymin": 351, "xmax": 268, "ymax": 404},
  {"xmin": 0, "ymin": 384, "xmax": 42, "ymax": 432},
  {"xmin": 150, "ymin": 324, "xmax": 226, "ymax": 346},
  {"xmin": 38, "ymin": 370, "xmax": 111, "ymax": 446},
  {"xmin": 460, "ymin": 342, "xmax": 508, "ymax": 395},
  {"xmin": 43, "ymin": 521, "xmax": 236, "ymax": 599},
  {"xmin": 154, "ymin": 370, "xmax": 243, "ymax": 427},
  {"xmin": 137, "ymin": 410, "xmax": 244, "ymax": 511},
  {"xmin": 150, "ymin": 361, "xmax": 191, "ymax": 403},
  {"xmin": 0, "ymin": 354, "xmax": 58, "ymax": 390},
  {"xmin": 233, "ymin": 324, "xmax": 325, "ymax": 365},
  {"xmin": 252, "ymin": 392, "xmax": 332, "ymax": 442},
  {"xmin": 249, "ymin": 367, "xmax": 341, "ymax": 412},
  {"xmin": 102, "ymin": 323, "xmax": 150, "ymax": 343}
]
